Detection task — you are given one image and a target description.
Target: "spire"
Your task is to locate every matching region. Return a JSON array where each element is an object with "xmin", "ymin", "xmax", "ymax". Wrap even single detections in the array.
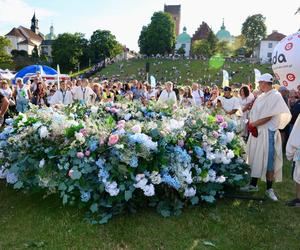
[
  {"xmin": 32, "ymin": 12, "xmax": 36, "ymax": 21},
  {"xmin": 221, "ymin": 18, "xmax": 225, "ymax": 30},
  {"xmin": 183, "ymin": 26, "xmax": 187, "ymax": 32},
  {"xmin": 31, "ymin": 12, "xmax": 39, "ymax": 34}
]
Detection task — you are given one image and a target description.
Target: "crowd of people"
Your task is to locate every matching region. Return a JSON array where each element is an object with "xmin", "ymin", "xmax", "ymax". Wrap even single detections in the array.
[{"xmin": 0, "ymin": 72, "xmax": 299, "ymax": 206}]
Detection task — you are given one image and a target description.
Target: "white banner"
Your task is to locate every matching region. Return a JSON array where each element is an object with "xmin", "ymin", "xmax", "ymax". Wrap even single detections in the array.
[
  {"xmin": 222, "ymin": 70, "xmax": 229, "ymax": 88},
  {"xmin": 254, "ymin": 68, "xmax": 261, "ymax": 90}
]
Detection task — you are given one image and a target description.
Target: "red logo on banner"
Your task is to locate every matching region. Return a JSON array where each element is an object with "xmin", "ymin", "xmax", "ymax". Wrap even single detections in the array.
[
  {"xmin": 298, "ymin": 34, "xmax": 300, "ymax": 38},
  {"xmin": 288, "ymin": 37, "xmax": 293, "ymax": 41},
  {"xmin": 283, "ymin": 81, "xmax": 289, "ymax": 87},
  {"xmin": 285, "ymin": 43, "xmax": 293, "ymax": 51},
  {"xmin": 287, "ymin": 73, "xmax": 296, "ymax": 81}
]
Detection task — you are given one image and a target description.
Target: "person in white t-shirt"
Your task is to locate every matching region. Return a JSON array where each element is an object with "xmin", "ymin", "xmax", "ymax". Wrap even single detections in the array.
[
  {"xmin": 218, "ymin": 86, "xmax": 240, "ymax": 116},
  {"xmin": 191, "ymin": 83, "xmax": 204, "ymax": 106},
  {"xmin": 158, "ymin": 81, "xmax": 177, "ymax": 106},
  {"xmin": 49, "ymin": 81, "xmax": 73, "ymax": 106},
  {"xmin": 72, "ymin": 78, "xmax": 96, "ymax": 105}
]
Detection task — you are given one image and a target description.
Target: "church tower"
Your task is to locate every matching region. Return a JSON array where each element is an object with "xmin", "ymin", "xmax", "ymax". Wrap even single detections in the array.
[
  {"xmin": 164, "ymin": 4, "xmax": 181, "ymax": 36},
  {"xmin": 31, "ymin": 12, "xmax": 39, "ymax": 34}
]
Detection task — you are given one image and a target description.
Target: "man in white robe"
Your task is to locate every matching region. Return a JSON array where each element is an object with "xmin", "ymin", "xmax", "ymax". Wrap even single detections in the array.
[
  {"xmin": 242, "ymin": 73, "xmax": 291, "ymax": 201},
  {"xmin": 286, "ymin": 114, "xmax": 300, "ymax": 207},
  {"xmin": 49, "ymin": 81, "xmax": 73, "ymax": 106},
  {"xmin": 72, "ymin": 78, "xmax": 96, "ymax": 105},
  {"xmin": 158, "ymin": 81, "xmax": 177, "ymax": 106}
]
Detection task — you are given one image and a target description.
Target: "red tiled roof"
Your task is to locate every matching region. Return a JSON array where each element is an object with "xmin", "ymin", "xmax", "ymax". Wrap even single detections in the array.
[
  {"xmin": 19, "ymin": 26, "xmax": 44, "ymax": 42},
  {"xmin": 18, "ymin": 39, "xmax": 36, "ymax": 46},
  {"xmin": 263, "ymin": 31, "xmax": 286, "ymax": 41},
  {"xmin": 5, "ymin": 28, "xmax": 26, "ymax": 38}
]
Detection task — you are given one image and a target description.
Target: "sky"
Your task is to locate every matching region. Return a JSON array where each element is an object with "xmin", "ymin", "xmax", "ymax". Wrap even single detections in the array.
[{"xmin": 0, "ymin": 0, "xmax": 300, "ymax": 51}]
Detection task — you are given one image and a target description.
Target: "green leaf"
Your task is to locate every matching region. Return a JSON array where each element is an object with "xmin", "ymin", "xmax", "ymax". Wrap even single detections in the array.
[
  {"xmin": 160, "ymin": 209, "xmax": 171, "ymax": 217},
  {"xmin": 191, "ymin": 196, "xmax": 199, "ymax": 205},
  {"xmin": 58, "ymin": 183, "xmax": 67, "ymax": 191},
  {"xmin": 62, "ymin": 194, "xmax": 68, "ymax": 205},
  {"xmin": 14, "ymin": 181, "xmax": 23, "ymax": 189},
  {"xmin": 90, "ymin": 203, "xmax": 98, "ymax": 213},
  {"xmin": 125, "ymin": 190, "xmax": 132, "ymax": 201},
  {"xmin": 70, "ymin": 169, "xmax": 82, "ymax": 180},
  {"xmin": 99, "ymin": 213, "xmax": 113, "ymax": 224}
]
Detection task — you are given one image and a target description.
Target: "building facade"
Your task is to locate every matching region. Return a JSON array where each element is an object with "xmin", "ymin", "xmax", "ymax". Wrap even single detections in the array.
[
  {"xmin": 164, "ymin": 4, "xmax": 181, "ymax": 36},
  {"xmin": 175, "ymin": 27, "xmax": 191, "ymax": 57}
]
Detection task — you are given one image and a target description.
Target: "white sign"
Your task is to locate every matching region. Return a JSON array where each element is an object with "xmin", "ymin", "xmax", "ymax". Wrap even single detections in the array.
[{"xmin": 272, "ymin": 31, "xmax": 300, "ymax": 90}]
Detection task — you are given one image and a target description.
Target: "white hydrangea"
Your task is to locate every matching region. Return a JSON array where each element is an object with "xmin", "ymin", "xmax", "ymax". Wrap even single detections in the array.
[
  {"xmin": 6, "ymin": 172, "xmax": 18, "ymax": 184},
  {"xmin": 134, "ymin": 177, "xmax": 148, "ymax": 189},
  {"xmin": 182, "ymin": 169, "xmax": 193, "ymax": 184},
  {"xmin": 150, "ymin": 171, "xmax": 162, "ymax": 185},
  {"xmin": 208, "ymin": 169, "xmax": 216, "ymax": 182},
  {"xmin": 105, "ymin": 181, "xmax": 120, "ymax": 196},
  {"xmin": 216, "ymin": 176, "xmax": 226, "ymax": 183},
  {"xmin": 39, "ymin": 126, "xmax": 49, "ymax": 139},
  {"xmin": 226, "ymin": 132, "xmax": 235, "ymax": 143},
  {"xmin": 91, "ymin": 106, "xmax": 99, "ymax": 114},
  {"xmin": 0, "ymin": 166, "xmax": 6, "ymax": 179},
  {"xmin": 206, "ymin": 152, "xmax": 216, "ymax": 161},
  {"xmin": 39, "ymin": 159, "xmax": 45, "ymax": 168},
  {"xmin": 222, "ymin": 157, "xmax": 231, "ymax": 165},
  {"xmin": 226, "ymin": 150, "xmax": 235, "ymax": 159},
  {"xmin": 184, "ymin": 187, "xmax": 196, "ymax": 197},
  {"xmin": 143, "ymin": 184, "xmax": 155, "ymax": 196},
  {"xmin": 75, "ymin": 132, "xmax": 85, "ymax": 143},
  {"xmin": 167, "ymin": 119, "xmax": 185, "ymax": 131}
]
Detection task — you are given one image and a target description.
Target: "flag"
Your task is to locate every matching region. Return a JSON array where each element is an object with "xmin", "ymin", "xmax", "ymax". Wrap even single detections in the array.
[
  {"xmin": 222, "ymin": 70, "xmax": 229, "ymax": 88},
  {"xmin": 254, "ymin": 68, "xmax": 261, "ymax": 90},
  {"xmin": 150, "ymin": 75, "xmax": 156, "ymax": 88},
  {"xmin": 57, "ymin": 64, "xmax": 60, "ymax": 89}
]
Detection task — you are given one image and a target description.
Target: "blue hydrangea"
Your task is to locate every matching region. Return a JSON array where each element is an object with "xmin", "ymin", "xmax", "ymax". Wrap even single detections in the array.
[
  {"xmin": 173, "ymin": 146, "xmax": 191, "ymax": 165},
  {"xmin": 227, "ymin": 120, "xmax": 237, "ymax": 131},
  {"xmin": 124, "ymin": 113, "xmax": 132, "ymax": 121},
  {"xmin": 162, "ymin": 173, "xmax": 181, "ymax": 190},
  {"xmin": 96, "ymin": 158, "xmax": 105, "ymax": 168},
  {"xmin": 194, "ymin": 146, "xmax": 204, "ymax": 158},
  {"xmin": 89, "ymin": 140, "xmax": 98, "ymax": 152},
  {"xmin": 219, "ymin": 134, "xmax": 227, "ymax": 145},
  {"xmin": 129, "ymin": 155, "xmax": 138, "ymax": 168},
  {"xmin": 80, "ymin": 191, "xmax": 91, "ymax": 202}
]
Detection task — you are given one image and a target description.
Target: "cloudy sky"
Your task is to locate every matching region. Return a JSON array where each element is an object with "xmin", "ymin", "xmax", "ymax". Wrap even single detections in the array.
[{"xmin": 1, "ymin": 0, "xmax": 299, "ymax": 51}]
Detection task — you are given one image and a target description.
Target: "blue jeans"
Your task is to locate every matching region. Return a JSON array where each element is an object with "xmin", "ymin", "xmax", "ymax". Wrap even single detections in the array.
[
  {"xmin": 16, "ymin": 99, "xmax": 29, "ymax": 113},
  {"xmin": 267, "ymin": 130, "xmax": 275, "ymax": 172}
]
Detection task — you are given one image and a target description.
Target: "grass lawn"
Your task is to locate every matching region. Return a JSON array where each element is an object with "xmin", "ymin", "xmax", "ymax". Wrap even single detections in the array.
[
  {"xmin": 0, "ymin": 162, "xmax": 299, "ymax": 250},
  {"xmin": 96, "ymin": 58, "xmax": 272, "ymax": 86}
]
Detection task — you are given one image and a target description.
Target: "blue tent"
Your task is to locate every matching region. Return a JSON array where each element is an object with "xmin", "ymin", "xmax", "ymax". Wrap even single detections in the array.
[{"xmin": 13, "ymin": 65, "xmax": 57, "ymax": 84}]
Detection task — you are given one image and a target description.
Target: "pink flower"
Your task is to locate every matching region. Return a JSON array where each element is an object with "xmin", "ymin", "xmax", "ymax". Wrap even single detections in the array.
[
  {"xmin": 221, "ymin": 122, "xmax": 228, "ymax": 129},
  {"xmin": 108, "ymin": 134, "xmax": 119, "ymax": 146},
  {"xmin": 105, "ymin": 107, "xmax": 111, "ymax": 112},
  {"xmin": 85, "ymin": 150, "xmax": 90, "ymax": 157},
  {"xmin": 77, "ymin": 152, "xmax": 85, "ymax": 159},
  {"xmin": 99, "ymin": 137, "xmax": 105, "ymax": 145},
  {"xmin": 178, "ymin": 140, "xmax": 185, "ymax": 147},
  {"xmin": 212, "ymin": 131, "xmax": 220, "ymax": 138},
  {"xmin": 79, "ymin": 129, "xmax": 88, "ymax": 137},
  {"xmin": 68, "ymin": 169, "xmax": 74, "ymax": 177},
  {"xmin": 117, "ymin": 120, "xmax": 126, "ymax": 129},
  {"xmin": 188, "ymin": 150, "xmax": 193, "ymax": 154},
  {"xmin": 216, "ymin": 115, "xmax": 225, "ymax": 123},
  {"xmin": 110, "ymin": 107, "xmax": 118, "ymax": 113},
  {"xmin": 131, "ymin": 124, "xmax": 142, "ymax": 134}
]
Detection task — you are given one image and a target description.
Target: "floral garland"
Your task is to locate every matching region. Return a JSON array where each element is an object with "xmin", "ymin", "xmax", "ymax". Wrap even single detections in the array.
[{"xmin": 0, "ymin": 101, "xmax": 249, "ymax": 224}]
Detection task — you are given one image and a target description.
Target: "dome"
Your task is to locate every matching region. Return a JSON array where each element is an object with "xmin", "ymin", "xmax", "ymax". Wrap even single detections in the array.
[
  {"xmin": 216, "ymin": 19, "xmax": 232, "ymax": 42},
  {"xmin": 45, "ymin": 24, "xmax": 56, "ymax": 40},
  {"xmin": 176, "ymin": 27, "xmax": 191, "ymax": 44}
]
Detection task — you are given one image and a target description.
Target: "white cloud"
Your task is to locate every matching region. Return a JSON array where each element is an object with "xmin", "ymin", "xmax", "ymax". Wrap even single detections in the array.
[{"xmin": 0, "ymin": 0, "xmax": 54, "ymax": 34}]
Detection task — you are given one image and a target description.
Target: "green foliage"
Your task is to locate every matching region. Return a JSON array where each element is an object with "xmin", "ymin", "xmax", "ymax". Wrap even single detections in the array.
[
  {"xmin": 216, "ymin": 41, "xmax": 232, "ymax": 57},
  {"xmin": 52, "ymin": 33, "xmax": 88, "ymax": 72},
  {"xmin": 138, "ymin": 11, "xmax": 176, "ymax": 55},
  {"xmin": 242, "ymin": 14, "xmax": 267, "ymax": 54},
  {"xmin": 191, "ymin": 40, "xmax": 212, "ymax": 57},
  {"xmin": 177, "ymin": 47, "xmax": 185, "ymax": 57},
  {"xmin": 90, "ymin": 30, "xmax": 123, "ymax": 63},
  {"xmin": 0, "ymin": 36, "xmax": 12, "ymax": 65},
  {"xmin": 207, "ymin": 31, "xmax": 218, "ymax": 54}
]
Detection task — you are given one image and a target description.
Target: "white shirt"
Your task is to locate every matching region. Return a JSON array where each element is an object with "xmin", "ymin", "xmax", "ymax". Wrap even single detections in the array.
[
  {"xmin": 0, "ymin": 88, "xmax": 12, "ymax": 98},
  {"xmin": 49, "ymin": 90, "xmax": 73, "ymax": 106},
  {"xmin": 239, "ymin": 93, "xmax": 255, "ymax": 109},
  {"xmin": 218, "ymin": 96, "xmax": 240, "ymax": 113},
  {"xmin": 192, "ymin": 89, "xmax": 204, "ymax": 106},
  {"xmin": 72, "ymin": 86, "xmax": 96, "ymax": 105},
  {"xmin": 158, "ymin": 90, "xmax": 177, "ymax": 105}
]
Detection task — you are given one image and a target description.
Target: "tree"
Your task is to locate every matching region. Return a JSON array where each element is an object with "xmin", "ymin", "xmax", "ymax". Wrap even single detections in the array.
[
  {"xmin": 191, "ymin": 40, "xmax": 212, "ymax": 58},
  {"xmin": 242, "ymin": 14, "xmax": 267, "ymax": 55},
  {"xmin": 138, "ymin": 11, "xmax": 176, "ymax": 55},
  {"xmin": 11, "ymin": 50, "xmax": 32, "ymax": 71},
  {"xmin": 31, "ymin": 45, "xmax": 39, "ymax": 63},
  {"xmin": 207, "ymin": 31, "xmax": 218, "ymax": 54},
  {"xmin": 177, "ymin": 47, "xmax": 185, "ymax": 58},
  {"xmin": 0, "ymin": 36, "xmax": 12, "ymax": 65},
  {"xmin": 216, "ymin": 41, "xmax": 232, "ymax": 56},
  {"xmin": 52, "ymin": 33, "xmax": 87, "ymax": 72},
  {"xmin": 90, "ymin": 30, "xmax": 123, "ymax": 63}
]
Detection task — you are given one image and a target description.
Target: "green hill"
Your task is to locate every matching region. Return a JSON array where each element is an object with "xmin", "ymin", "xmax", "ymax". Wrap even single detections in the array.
[{"xmin": 95, "ymin": 58, "xmax": 272, "ymax": 86}]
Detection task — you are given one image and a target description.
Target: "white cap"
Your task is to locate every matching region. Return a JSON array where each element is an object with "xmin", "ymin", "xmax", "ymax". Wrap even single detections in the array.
[{"xmin": 258, "ymin": 73, "xmax": 273, "ymax": 83}]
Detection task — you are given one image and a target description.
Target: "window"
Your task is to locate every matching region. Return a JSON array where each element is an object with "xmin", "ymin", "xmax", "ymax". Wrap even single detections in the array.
[
  {"xmin": 181, "ymin": 44, "xmax": 186, "ymax": 48},
  {"xmin": 267, "ymin": 52, "xmax": 272, "ymax": 58},
  {"xmin": 268, "ymin": 43, "xmax": 273, "ymax": 48}
]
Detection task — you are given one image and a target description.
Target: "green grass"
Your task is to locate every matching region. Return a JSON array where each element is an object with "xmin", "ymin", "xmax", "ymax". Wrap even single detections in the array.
[
  {"xmin": 1, "ymin": 162, "xmax": 299, "ymax": 250},
  {"xmin": 69, "ymin": 66, "xmax": 93, "ymax": 78},
  {"xmin": 97, "ymin": 58, "xmax": 272, "ymax": 86}
]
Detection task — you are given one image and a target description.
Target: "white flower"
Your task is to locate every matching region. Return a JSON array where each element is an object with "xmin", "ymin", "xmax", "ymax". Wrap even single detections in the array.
[
  {"xmin": 182, "ymin": 169, "xmax": 193, "ymax": 184},
  {"xmin": 168, "ymin": 119, "xmax": 184, "ymax": 131},
  {"xmin": 75, "ymin": 132, "xmax": 85, "ymax": 143},
  {"xmin": 124, "ymin": 113, "xmax": 132, "ymax": 121},
  {"xmin": 226, "ymin": 132, "xmax": 235, "ymax": 143},
  {"xmin": 131, "ymin": 124, "xmax": 142, "ymax": 134},
  {"xmin": 202, "ymin": 175, "xmax": 210, "ymax": 183},
  {"xmin": 39, "ymin": 159, "xmax": 45, "ymax": 168},
  {"xmin": 0, "ymin": 151, "xmax": 4, "ymax": 159},
  {"xmin": 33, "ymin": 122, "xmax": 43, "ymax": 130},
  {"xmin": 0, "ymin": 166, "xmax": 6, "ymax": 179},
  {"xmin": 222, "ymin": 157, "xmax": 231, "ymax": 165},
  {"xmin": 105, "ymin": 181, "xmax": 120, "ymax": 196},
  {"xmin": 135, "ymin": 174, "xmax": 145, "ymax": 182},
  {"xmin": 6, "ymin": 172, "xmax": 18, "ymax": 184},
  {"xmin": 143, "ymin": 184, "xmax": 155, "ymax": 196},
  {"xmin": 208, "ymin": 169, "xmax": 216, "ymax": 182},
  {"xmin": 184, "ymin": 187, "xmax": 196, "ymax": 197},
  {"xmin": 236, "ymin": 157, "xmax": 244, "ymax": 164},
  {"xmin": 134, "ymin": 177, "xmax": 148, "ymax": 189},
  {"xmin": 39, "ymin": 126, "xmax": 49, "ymax": 138},
  {"xmin": 150, "ymin": 171, "xmax": 162, "ymax": 185},
  {"xmin": 91, "ymin": 106, "xmax": 99, "ymax": 113},
  {"xmin": 206, "ymin": 152, "xmax": 216, "ymax": 161},
  {"xmin": 226, "ymin": 150, "xmax": 235, "ymax": 159},
  {"xmin": 216, "ymin": 176, "xmax": 226, "ymax": 183}
]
